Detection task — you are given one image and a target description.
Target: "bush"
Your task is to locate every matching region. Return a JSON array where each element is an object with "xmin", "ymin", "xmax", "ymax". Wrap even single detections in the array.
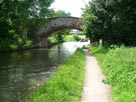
[
  {"xmin": 73, "ymin": 35, "xmax": 80, "ymax": 41},
  {"xmin": 25, "ymin": 39, "xmax": 33, "ymax": 47}
]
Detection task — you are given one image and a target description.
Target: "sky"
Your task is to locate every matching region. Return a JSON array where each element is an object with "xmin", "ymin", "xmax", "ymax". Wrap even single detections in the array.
[{"xmin": 50, "ymin": 0, "xmax": 90, "ymax": 17}]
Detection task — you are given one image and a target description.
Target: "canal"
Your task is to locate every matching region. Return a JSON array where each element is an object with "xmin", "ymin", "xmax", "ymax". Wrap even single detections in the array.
[{"xmin": 0, "ymin": 42, "xmax": 89, "ymax": 102}]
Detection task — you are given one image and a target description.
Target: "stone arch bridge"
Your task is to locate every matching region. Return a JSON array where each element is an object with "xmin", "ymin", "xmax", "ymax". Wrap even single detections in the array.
[{"xmin": 36, "ymin": 17, "xmax": 84, "ymax": 47}]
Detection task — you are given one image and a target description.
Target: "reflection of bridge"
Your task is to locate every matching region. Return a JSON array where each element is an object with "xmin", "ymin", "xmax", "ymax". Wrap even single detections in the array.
[{"xmin": 36, "ymin": 17, "xmax": 84, "ymax": 47}]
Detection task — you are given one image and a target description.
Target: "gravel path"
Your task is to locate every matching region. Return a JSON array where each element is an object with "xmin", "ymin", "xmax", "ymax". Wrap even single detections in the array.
[{"xmin": 81, "ymin": 49, "xmax": 110, "ymax": 102}]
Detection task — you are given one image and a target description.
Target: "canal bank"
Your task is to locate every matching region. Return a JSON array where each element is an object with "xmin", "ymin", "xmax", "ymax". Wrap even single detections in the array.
[
  {"xmin": 29, "ymin": 48, "xmax": 86, "ymax": 102},
  {"xmin": 0, "ymin": 42, "xmax": 89, "ymax": 102}
]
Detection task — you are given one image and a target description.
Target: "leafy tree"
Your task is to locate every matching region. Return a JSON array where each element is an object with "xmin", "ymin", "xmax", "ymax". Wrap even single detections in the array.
[
  {"xmin": 82, "ymin": 0, "xmax": 136, "ymax": 46},
  {"xmin": 0, "ymin": 0, "xmax": 54, "ymax": 51},
  {"xmin": 53, "ymin": 10, "xmax": 71, "ymax": 17}
]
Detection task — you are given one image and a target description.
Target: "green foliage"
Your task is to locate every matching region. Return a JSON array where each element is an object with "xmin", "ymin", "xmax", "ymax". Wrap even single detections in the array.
[
  {"xmin": 52, "ymin": 10, "xmax": 71, "ymax": 17},
  {"xmin": 54, "ymin": 29, "xmax": 71, "ymax": 43},
  {"xmin": 73, "ymin": 35, "xmax": 80, "ymax": 41},
  {"xmin": 90, "ymin": 44, "xmax": 136, "ymax": 102},
  {"xmin": 63, "ymin": 35, "xmax": 76, "ymax": 42},
  {"xmin": 82, "ymin": 0, "xmax": 136, "ymax": 46},
  {"xmin": 64, "ymin": 35, "xmax": 85, "ymax": 42},
  {"xmin": 48, "ymin": 36, "xmax": 58, "ymax": 43},
  {"xmin": 29, "ymin": 49, "xmax": 85, "ymax": 102},
  {"xmin": 25, "ymin": 39, "xmax": 33, "ymax": 47},
  {"xmin": 0, "ymin": 0, "xmax": 54, "ymax": 51}
]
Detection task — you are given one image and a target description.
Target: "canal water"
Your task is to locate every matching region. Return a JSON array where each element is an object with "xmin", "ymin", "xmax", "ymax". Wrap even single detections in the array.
[{"xmin": 0, "ymin": 42, "xmax": 89, "ymax": 102}]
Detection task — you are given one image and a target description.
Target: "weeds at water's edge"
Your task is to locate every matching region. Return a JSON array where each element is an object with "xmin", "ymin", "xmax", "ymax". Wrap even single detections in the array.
[
  {"xmin": 90, "ymin": 44, "xmax": 136, "ymax": 102},
  {"xmin": 29, "ymin": 48, "xmax": 85, "ymax": 102}
]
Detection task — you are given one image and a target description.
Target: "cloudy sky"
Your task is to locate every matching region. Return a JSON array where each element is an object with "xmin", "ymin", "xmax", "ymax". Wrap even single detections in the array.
[{"xmin": 50, "ymin": 0, "xmax": 90, "ymax": 17}]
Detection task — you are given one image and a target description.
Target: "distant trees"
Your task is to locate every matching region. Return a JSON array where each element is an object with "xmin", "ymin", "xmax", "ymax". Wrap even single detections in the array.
[
  {"xmin": 82, "ymin": 0, "xmax": 136, "ymax": 46},
  {"xmin": 0, "ymin": 0, "xmax": 54, "ymax": 51}
]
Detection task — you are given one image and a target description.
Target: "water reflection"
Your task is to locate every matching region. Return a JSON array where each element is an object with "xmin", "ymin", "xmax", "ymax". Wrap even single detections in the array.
[{"xmin": 0, "ymin": 42, "xmax": 89, "ymax": 102}]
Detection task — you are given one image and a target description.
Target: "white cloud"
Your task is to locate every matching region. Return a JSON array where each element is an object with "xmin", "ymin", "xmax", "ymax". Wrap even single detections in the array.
[{"xmin": 50, "ymin": 0, "xmax": 90, "ymax": 17}]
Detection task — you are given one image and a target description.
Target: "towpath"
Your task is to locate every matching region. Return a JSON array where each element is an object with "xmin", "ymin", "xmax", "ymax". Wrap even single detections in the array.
[{"xmin": 81, "ymin": 49, "xmax": 110, "ymax": 102}]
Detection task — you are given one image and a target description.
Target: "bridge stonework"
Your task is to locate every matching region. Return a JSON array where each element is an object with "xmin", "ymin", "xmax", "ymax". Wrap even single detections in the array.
[{"xmin": 36, "ymin": 17, "xmax": 83, "ymax": 47}]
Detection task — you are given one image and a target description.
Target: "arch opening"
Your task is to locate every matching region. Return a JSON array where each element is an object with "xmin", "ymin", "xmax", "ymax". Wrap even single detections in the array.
[{"xmin": 36, "ymin": 17, "xmax": 84, "ymax": 47}]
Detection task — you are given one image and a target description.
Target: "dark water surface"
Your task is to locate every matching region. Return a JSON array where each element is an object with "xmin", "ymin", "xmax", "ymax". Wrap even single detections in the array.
[{"xmin": 0, "ymin": 42, "xmax": 89, "ymax": 102}]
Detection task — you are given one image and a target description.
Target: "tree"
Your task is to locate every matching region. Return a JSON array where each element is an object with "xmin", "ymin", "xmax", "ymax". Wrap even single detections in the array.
[
  {"xmin": 82, "ymin": 0, "xmax": 136, "ymax": 46},
  {"xmin": 0, "ymin": 0, "xmax": 54, "ymax": 51}
]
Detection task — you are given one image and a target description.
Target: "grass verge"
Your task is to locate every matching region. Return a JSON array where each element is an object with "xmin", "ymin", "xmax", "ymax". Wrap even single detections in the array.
[
  {"xmin": 29, "ymin": 48, "xmax": 85, "ymax": 102},
  {"xmin": 89, "ymin": 44, "xmax": 136, "ymax": 102},
  {"xmin": 64, "ymin": 35, "xmax": 86, "ymax": 42}
]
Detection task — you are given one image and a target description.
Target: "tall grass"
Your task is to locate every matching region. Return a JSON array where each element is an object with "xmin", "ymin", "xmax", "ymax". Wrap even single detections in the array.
[
  {"xmin": 29, "ymin": 49, "xmax": 85, "ymax": 102},
  {"xmin": 90, "ymin": 44, "xmax": 136, "ymax": 102}
]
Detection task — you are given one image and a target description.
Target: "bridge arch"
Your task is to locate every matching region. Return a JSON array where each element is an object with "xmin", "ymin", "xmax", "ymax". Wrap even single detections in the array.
[{"xmin": 36, "ymin": 17, "xmax": 84, "ymax": 47}]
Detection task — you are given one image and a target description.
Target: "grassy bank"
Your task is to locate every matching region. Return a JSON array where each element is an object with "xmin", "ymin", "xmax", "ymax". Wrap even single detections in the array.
[
  {"xmin": 48, "ymin": 34, "xmax": 86, "ymax": 43},
  {"xmin": 29, "ymin": 49, "xmax": 85, "ymax": 102},
  {"xmin": 64, "ymin": 35, "xmax": 86, "ymax": 42},
  {"xmin": 90, "ymin": 44, "xmax": 136, "ymax": 102}
]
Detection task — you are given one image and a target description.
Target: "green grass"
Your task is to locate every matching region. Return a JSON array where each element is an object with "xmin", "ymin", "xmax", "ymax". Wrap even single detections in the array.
[
  {"xmin": 48, "ymin": 34, "xmax": 86, "ymax": 43},
  {"xmin": 89, "ymin": 44, "xmax": 136, "ymax": 102},
  {"xmin": 29, "ymin": 49, "xmax": 85, "ymax": 102},
  {"xmin": 64, "ymin": 35, "xmax": 86, "ymax": 42}
]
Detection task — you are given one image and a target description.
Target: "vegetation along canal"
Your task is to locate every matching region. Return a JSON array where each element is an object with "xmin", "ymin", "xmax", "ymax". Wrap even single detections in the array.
[{"xmin": 0, "ymin": 42, "xmax": 89, "ymax": 102}]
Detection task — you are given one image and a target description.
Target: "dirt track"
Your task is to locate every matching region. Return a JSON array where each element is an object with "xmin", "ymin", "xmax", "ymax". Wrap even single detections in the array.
[{"xmin": 81, "ymin": 49, "xmax": 110, "ymax": 102}]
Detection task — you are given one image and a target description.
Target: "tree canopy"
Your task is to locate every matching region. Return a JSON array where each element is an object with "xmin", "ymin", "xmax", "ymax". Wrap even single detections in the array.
[
  {"xmin": 0, "ymin": 0, "xmax": 54, "ymax": 51},
  {"xmin": 82, "ymin": 0, "xmax": 136, "ymax": 46}
]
